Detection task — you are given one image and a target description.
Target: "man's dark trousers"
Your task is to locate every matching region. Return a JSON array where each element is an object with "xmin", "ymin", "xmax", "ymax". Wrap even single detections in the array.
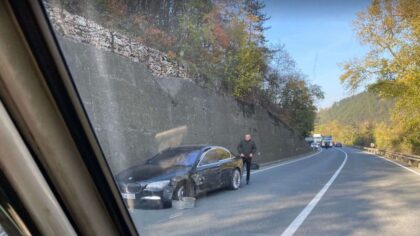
[
  {"xmin": 243, "ymin": 157, "xmax": 251, "ymax": 184},
  {"xmin": 238, "ymin": 139, "xmax": 257, "ymax": 184}
]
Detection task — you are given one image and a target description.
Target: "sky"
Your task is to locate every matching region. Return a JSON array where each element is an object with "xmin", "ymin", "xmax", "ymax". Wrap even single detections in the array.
[{"xmin": 262, "ymin": 0, "xmax": 371, "ymax": 108}]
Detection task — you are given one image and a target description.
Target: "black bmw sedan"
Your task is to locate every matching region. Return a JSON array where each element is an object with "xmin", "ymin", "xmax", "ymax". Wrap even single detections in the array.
[{"xmin": 116, "ymin": 145, "xmax": 243, "ymax": 208}]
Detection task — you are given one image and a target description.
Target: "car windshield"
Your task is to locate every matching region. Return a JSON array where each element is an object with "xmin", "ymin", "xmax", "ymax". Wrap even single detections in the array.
[
  {"xmin": 38, "ymin": 0, "xmax": 420, "ymax": 235},
  {"xmin": 147, "ymin": 148, "xmax": 200, "ymax": 167}
]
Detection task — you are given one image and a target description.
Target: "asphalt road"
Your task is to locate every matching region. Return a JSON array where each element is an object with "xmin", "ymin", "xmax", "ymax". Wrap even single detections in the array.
[{"xmin": 130, "ymin": 147, "xmax": 420, "ymax": 236}]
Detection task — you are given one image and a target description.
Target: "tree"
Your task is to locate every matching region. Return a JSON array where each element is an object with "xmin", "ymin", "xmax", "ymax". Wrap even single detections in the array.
[
  {"xmin": 263, "ymin": 43, "xmax": 297, "ymax": 103},
  {"xmin": 340, "ymin": 0, "xmax": 419, "ymax": 92},
  {"xmin": 278, "ymin": 77, "xmax": 324, "ymax": 136},
  {"xmin": 243, "ymin": 0, "xmax": 270, "ymax": 46},
  {"xmin": 228, "ymin": 40, "xmax": 266, "ymax": 98},
  {"xmin": 51, "ymin": 0, "xmax": 324, "ymax": 138},
  {"xmin": 339, "ymin": 0, "xmax": 419, "ymax": 154}
]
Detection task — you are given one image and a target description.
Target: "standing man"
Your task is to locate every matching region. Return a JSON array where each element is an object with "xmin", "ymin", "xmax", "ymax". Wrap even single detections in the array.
[{"xmin": 237, "ymin": 134, "xmax": 257, "ymax": 185}]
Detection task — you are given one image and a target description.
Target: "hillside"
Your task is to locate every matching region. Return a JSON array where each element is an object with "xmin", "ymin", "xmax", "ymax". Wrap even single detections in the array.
[{"xmin": 317, "ymin": 92, "xmax": 394, "ymax": 125}]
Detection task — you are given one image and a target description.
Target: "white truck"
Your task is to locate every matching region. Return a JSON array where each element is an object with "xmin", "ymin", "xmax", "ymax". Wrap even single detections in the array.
[{"xmin": 321, "ymin": 135, "xmax": 333, "ymax": 148}]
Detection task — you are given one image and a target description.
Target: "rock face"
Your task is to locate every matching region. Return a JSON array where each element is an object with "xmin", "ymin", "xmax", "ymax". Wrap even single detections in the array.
[
  {"xmin": 46, "ymin": 4, "xmax": 188, "ymax": 79},
  {"xmin": 59, "ymin": 37, "xmax": 311, "ymax": 173}
]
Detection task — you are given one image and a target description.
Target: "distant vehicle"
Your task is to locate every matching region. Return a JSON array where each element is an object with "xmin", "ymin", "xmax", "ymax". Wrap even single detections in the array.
[
  {"xmin": 116, "ymin": 145, "xmax": 243, "ymax": 208},
  {"xmin": 321, "ymin": 141, "xmax": 333, "ymax": 148},
  {"xmin": 335, "ymin": 142, "xmax": 343, "ymax": 147},
  {"xmin": 321, "ymin": 135, "xmax": 333, "ymax": 149},
  {"xmin": 313, "ymin": 134, "xmax": 323, "ymax": 143},
  {"xmin": 310, "ymin": 142, "xmax": 319, "ymax": 149}
]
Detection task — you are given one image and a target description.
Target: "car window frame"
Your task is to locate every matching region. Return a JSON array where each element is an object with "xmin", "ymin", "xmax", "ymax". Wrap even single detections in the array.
[
  {"xmin": 4, "ymin": 1, "xmax": 138, "ymax": 235},
  {"xmin": 197, "ymin": 147, "xmax": 234, "ymax": 167},
  {"xmin": 198, "ymin": 148, "xmax": 220, "ymax": 166},
  {"xmin": 216, "ymin": 147, "xmax": 233, "ymax": 161}
]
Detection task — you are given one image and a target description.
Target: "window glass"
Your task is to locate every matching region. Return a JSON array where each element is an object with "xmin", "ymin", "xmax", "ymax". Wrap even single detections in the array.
[
  {"xmin": 39, "ymin": 0, "xmax": 325, "ymax": 234},
  {"xmin": 147, "ymin": 148, "xmax": 200, "ymax": 167},
  {"xmin": 199, "ymin": 149, "xmax": 219, "ymax": 165},
  {"xmin": 216, "ymin": 148, "xmax": 232, "ymax": 160},
  {"xmin": 38, "ymin": 0, "xmax": 420, "ymax": 235}
]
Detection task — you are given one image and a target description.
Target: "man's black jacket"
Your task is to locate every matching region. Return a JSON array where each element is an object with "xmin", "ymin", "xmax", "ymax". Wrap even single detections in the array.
[{"xmin": 237, "ymin": 139, "xmax": 257, "ymax": 157}]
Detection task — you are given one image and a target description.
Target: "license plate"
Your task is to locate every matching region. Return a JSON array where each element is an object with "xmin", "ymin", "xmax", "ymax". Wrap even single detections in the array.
[{"xmin": 122, "ymin": 193, "xmax": 136, "ymax": 199}]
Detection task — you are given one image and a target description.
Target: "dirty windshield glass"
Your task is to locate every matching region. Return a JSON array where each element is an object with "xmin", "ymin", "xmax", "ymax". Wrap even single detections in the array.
[
  {"xmin": 42, "ymin": 0, "xmax": 420, "ymax": 235},
  {"xmin": 147, "ymin": 148, "xmax": 201, "ymax": 167}
]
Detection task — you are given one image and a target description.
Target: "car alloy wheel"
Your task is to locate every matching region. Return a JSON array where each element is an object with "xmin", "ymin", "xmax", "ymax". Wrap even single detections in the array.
[
  {"xmin": 176, "ymin": 185, "xmax": 184, "ymax": 199},
  {"xmin": 173, "ymin": 184, "xmax": 186, "ymax": 200},
  {"xmin": 231, "ymin": 169, "xmax": 241, "ymax": 190}
]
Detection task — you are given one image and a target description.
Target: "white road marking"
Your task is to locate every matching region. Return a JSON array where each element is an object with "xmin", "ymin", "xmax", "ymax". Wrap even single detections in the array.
[
  {"xmin": 359, "ymin": 149, "xmax": 420, "ymax": 177},
  {"xmin": 281, "ymin": 148, "xmax": 348, "ymax": 236},
  {"xmin": 168, "ymin": 212, "xmax": 183, "ymax": 220},
  {"xmin": 249, "ymin": 149, "xmax": 323, "ymax": 175}
]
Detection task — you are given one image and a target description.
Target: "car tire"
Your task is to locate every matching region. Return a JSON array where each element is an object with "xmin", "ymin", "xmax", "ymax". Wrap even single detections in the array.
[
  {"xmin": 162, "ymin": 198, "xmax": 172, "ymax": 208},
  {"xmin": 229, "ymin": 169, "xmax": 241, "ymax": 190},
  {"xmin": 172, "ymin": 182, "xmax": 193, "ymax": 201}
]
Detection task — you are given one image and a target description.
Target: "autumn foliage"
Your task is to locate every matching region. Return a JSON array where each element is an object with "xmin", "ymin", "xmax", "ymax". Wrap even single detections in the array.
[
  {"xmin": 54, "ymin": 0, "xmax": 323, "ymax": 136},
  {"xmin": 339, "ymin": 0, "xmax": 419, "ymax": 154}
]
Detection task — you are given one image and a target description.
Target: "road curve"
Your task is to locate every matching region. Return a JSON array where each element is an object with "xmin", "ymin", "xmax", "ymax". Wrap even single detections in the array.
[{"xmin": 131, "ymin": 147, "xmax": 420, "ymax": 236}]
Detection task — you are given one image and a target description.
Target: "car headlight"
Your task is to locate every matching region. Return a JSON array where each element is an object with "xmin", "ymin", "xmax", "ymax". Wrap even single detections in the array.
[{"xmin": 144, "ymin": 180, "xmax": 170, "ymax": 190}]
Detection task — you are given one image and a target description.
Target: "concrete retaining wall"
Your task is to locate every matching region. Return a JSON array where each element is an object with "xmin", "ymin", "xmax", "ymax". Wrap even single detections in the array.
[{"xmin": 60, "ymin": 38, "xmax": 310, "ymax": 173}]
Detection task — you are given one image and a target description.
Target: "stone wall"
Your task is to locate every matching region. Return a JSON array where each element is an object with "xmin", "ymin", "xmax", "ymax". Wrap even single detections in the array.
[
  {"xmin": 59, "ymin": 37, "xmax": 311, "ymax": 173},
  {"xmin": 45, "ymin": 4, "xmax": 188, "ymax": 78}
]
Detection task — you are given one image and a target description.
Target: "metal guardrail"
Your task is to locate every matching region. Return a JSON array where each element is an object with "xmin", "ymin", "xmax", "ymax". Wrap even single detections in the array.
[{"xmin": 355, "ymin": 146, "xmax": 420, "ymax": 168}]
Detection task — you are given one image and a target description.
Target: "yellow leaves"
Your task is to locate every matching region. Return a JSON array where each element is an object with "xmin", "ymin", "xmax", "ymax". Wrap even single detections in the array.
[
  {"xmin": 247, "ymin": 14, "xmax": 260, "ymax": 23},
  {"xmin": 230, "ymin": 39, "xmax": 265, "ymax": 98},
  {"xmin": 315, "ymin": 118, "xmax": 420, "ymax": 153},
  {"xmin": 167, "ymin": 50, "xmax": 176, "ymax": 59},
  {"xmin": 399, "ymin": 70, "xmax": 418, "ymax": 84},
  {"xmin": 368, "ymin": 0, "xmax": 382, "ymax": 17},
  {"xmin": 373, "ymin": 122, "xmax": 400, "ymax": 150},
  {"xmin": 342, "ymin": 0, "xmax": 419, "ymax": 103},
  {"xmin": 339, "ymin": 59, "xmax": 371, "ymax": 90},
  {"xmin": 315, "ymin": 120, "xmax": 359, "ymax": 145}
]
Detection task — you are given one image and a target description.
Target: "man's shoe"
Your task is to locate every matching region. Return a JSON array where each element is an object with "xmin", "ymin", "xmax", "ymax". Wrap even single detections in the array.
[{"xmin": 246, "ymin": 181, "xmax": 249, "ymax": 185}]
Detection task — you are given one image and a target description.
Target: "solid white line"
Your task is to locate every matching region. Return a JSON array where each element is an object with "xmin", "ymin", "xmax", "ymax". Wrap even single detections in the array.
[
  {"xmin": 358, "ymin": 149, "xmax": 420, "ymax": 177},
  {"xmin": 168, "ymin": 212, "xmax": 183, "ymax": 219},
  {"xmin": 250, "ymin": 149, "xmax": 323, "ymax": 175},
  {"xmin": 281, "ymin": 148, "xmax": 348, "ymax": 236}
]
